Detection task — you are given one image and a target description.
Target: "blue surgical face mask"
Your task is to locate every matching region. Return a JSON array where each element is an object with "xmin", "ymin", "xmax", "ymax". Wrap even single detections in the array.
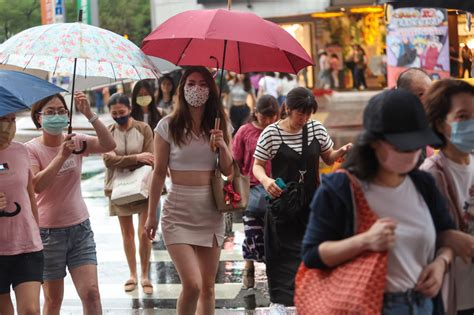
[
  {"xmin": 450, "ymin": 119, "xmax": 474, "ymax": 153},
  {"xmin": 113, "ymin": 115, "xmax": 130, "ymax": 126},
  {"xmin": 42, "ymin": 115, "xmax": 69, "ymax": 135}
]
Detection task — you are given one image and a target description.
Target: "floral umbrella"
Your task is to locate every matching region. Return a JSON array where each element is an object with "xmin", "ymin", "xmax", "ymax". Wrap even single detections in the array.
[{"xmin": 0, "ymin": 11, "xmax": 160, "ymax": 153}]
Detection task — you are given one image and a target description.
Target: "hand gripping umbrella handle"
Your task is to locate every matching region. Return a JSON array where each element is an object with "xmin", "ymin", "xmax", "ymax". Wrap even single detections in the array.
[{"xmin": 68, "ymin": 125, "xmax": 88, "ymax": 155}]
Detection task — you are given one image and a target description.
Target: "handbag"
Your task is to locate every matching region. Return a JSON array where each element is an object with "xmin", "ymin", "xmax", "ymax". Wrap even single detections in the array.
[
  {"xmin": 294, "ymin": 169, "xmax": 388, "ymax": 315},
  {"xmin": 211, "ymin": 158, "xmax": 250, "ymax": 213},
  {"xmin": 268, "ymin": 124, "xmax": 309, "ymax": 227},
  {"xmin": 111, "ymin": 165, "xmax": 152, "ymax": 206}
]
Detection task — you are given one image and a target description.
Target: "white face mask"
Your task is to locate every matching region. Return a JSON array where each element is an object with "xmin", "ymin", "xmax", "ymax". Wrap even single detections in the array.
[
  {"xmin": 184, "ymin": 85, "xmax": 209, "ymax": 107},
  {"xmin": 136, "ymin": 95, "xmax": 152, "ymax": 107}
]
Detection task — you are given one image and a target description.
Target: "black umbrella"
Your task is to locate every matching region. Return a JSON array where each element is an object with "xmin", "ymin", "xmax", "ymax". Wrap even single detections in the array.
[{"xmin": 377, "ymin": 0, "xmax": 473, "ymax": 13}]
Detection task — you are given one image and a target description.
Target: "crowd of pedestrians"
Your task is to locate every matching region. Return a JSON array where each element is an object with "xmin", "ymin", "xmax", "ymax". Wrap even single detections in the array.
[{"xmin": 0, "ymin": 64, "xmax": 473, "ymax": 315}]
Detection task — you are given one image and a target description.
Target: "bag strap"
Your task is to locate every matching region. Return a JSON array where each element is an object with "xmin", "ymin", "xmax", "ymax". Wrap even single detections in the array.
[
  {"xmin": 298, "ymin": 124, "xmax": 309, "ymax": 182},
  {"xmin": 336, "ymin": 169, "xmax": 379, "ymax": 234}
]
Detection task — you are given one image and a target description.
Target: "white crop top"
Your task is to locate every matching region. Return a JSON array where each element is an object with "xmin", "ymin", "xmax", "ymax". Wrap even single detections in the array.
[{"xmin": 154, "ymin": 116, "xmax": 217, "ymax": 171}]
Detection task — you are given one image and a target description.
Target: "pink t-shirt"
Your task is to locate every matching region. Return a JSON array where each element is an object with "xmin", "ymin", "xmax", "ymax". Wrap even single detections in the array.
[
  {"xmin": 232, "ymin": 122, "xmax": 271, "ymax": 186},
  {"xmin": 0, "ymin": 142, "xmax": 43, "ymax": 255},
  {"xmin": 25, "ymin": 134, "xmax": 91, "ymax": 228}
]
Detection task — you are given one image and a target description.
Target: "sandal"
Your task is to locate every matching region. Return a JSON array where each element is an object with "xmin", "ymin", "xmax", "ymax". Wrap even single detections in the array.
[
  {"xmin": 124, "ymin": 279, "xmax": 137, "ymax": 292},
  {"xmin": 141, "ymin": 280, "xmax": 154, "ymax": 295}
]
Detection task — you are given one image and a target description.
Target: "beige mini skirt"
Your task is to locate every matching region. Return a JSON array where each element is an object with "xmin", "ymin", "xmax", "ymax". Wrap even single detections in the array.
[
  {"xmin": 109, "ymin": 198, "xmax": 148, "ymax": 217},
  {"xmin": 162, "ymin": 184, "xmax": 224, "ymax": 248}
]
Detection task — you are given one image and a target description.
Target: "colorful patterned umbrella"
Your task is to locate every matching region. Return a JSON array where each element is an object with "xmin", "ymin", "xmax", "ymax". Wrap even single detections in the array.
[{"xmin": 0, "ymin": 23, "xmax": 159, "ymax": 80}]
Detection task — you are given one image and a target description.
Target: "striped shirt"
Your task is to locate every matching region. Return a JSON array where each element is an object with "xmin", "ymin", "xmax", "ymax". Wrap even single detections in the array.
[{"xmin": 254, "ymin": 120, "xmax": 333, "ymax": 161}]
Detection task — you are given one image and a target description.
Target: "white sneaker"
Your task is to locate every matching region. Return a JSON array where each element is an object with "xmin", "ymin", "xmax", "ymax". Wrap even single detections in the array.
[{"xmin": 269, "ymin": 303, "xmax": 287, "ymax": 315}]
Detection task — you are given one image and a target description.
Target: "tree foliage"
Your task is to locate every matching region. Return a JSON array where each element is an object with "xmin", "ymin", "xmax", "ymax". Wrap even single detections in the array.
[
  {"xmin": 0, "ymin": 0, "xmax": 151, "ymax": 45},
  {"xmin": 0, "ymin": 0, "xmax": 41, "ymax": 41},
  {"xmin": 98, "ymin": 0, "xmax": 151, "ymax": 46}
]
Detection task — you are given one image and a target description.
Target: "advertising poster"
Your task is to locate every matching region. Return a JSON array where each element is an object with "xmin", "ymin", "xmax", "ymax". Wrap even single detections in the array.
[{"xmin": 386, "ymin": 8, "xmax": 451, "ymax": 87}]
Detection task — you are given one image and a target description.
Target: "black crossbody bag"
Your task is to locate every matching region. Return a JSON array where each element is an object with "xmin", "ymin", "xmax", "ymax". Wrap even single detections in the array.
[{"xmin": 269, "ymin": 124, "xmax": 310, "ymax": 228}]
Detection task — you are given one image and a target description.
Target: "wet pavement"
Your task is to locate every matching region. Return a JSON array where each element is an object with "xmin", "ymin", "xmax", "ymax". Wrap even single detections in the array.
[{"xmin": 57, "ymin": 155, "xmax": 284, "ymax": 314}]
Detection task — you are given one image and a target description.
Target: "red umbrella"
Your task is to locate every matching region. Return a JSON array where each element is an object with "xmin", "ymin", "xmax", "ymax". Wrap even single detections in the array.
[{"xmin": 141, "ymin": 9, "xmax": 313, "ymax": 74}]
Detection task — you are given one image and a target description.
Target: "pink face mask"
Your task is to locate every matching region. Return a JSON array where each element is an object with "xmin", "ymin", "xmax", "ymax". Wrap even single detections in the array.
[{"xmin": 376, "ymin": 141, "xmax": 421, "ymax": 174}]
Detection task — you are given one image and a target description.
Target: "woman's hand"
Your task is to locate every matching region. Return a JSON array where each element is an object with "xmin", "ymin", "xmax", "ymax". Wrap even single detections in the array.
[
  {"xmin": 415, "ymin": 257, "xmax": 446, "ymax": 298},
  {"xmin": 0, "ymin": 193, "xmax": 6, "ymax": 210},
  {"xmin": 363, "ymin": 218, "xmax": 397, "ymax": 252},
  {"xmin": 262, "ymin": 177, "xmax": 283, "ymax": 199},
  {"xmin": 137, "ymin": 152, "xmax": 154, "ymax": 166},
  {"xmin": 334, "ymin": 143, "xmax": 353, "ymax": 163},
  {"xmin": 210, "ymin": 129, "xmax": 226, "ymax": 151},
  {"xmin": 58, "ymin": 134, "xmax": 76, "ymax": 160},
  {"xmin": 144, "ymin": 215, "xmax": 158, "ymax": 241},
  {"xmin": 74, "ymin": 92, "xmax": 94, "ymax": 119}
]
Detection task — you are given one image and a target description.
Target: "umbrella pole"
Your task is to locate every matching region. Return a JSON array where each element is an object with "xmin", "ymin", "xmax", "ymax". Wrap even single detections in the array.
[
  {"xmin": 69, "ymin": 9, "xmax": 87, "ymax": 154},
  {"xmin": 68, "ymin": 57, "xmax": 78, "ymax": 135},
  {"xmin": 217, "ymin": 39, "xmax": 228, "ymax": 113}
]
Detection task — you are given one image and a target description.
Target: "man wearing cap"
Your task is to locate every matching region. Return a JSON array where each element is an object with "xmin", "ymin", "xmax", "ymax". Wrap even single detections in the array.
[{"xmin": 302, "ymin": 89, "xmax": 456, "ymax": 314}]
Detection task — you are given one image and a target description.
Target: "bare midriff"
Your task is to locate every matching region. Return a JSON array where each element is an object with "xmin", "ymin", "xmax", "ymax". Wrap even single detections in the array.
[{"xmin": 169, "ymin": 170, "xmax": 215, "ymax": 186}]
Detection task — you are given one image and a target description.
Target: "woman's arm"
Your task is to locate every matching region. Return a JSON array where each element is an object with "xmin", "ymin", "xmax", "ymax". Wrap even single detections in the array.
[
  {"xmin": 27, "ymin": 172, "xmax": 39, "ymax": 224},
  {"xmin": 31, "ymin": 134, "xmax": 76, "ymax": 194},
  {"xmin": 321, "ymin": 143, "xmax": 352, "ymax": 165},
  {"xmin": 253, "ymin": 158, "xmax": 282, "ymax": 198},
  {"xmin": 144, "ymin": 134, "xmax": 170, "ymax": 240},
  {"xmin": 211, "ymin": 128, "xmax": 233, "ymax": 177},
  {"xmin": 74, "ymin": 92, "xmax": 116, "ymax": 154},
  {"xmin": 438, "ymin": 230, "xmax": 474, "ymax": 263},
  {"xmin": 318, "ymin": 218, "xmax": 397, "ymax": 267}
]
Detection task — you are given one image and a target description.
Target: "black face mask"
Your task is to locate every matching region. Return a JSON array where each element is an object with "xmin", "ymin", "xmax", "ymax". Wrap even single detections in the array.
[
  {"xmin": 113, "ymin": 115, "xmax": 130, "ymax": 126},
  {"xmin": 0, "ymin": 202, "xmax": 21, "ymax": 217}
]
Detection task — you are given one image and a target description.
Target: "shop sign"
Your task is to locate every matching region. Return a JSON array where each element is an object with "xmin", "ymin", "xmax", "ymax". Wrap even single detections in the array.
[
  {"xmin": 390, "ymin": 8, "xmax": 445, "ymax": 28},
  {"xmin": 386, "ymin": 7, "xmax": 450, "ymax": 87}
]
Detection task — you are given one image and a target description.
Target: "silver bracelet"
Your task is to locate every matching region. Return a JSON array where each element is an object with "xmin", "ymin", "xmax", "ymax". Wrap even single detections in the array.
[{"xmin": 88, "ymin": 113, "xmax": 99, "ymax": 124}]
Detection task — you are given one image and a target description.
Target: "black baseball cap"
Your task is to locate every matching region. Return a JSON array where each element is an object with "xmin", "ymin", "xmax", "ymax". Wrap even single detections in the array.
[{"xmin": 363, "ymin": 89, "xmax": 442, "ymax": 151}]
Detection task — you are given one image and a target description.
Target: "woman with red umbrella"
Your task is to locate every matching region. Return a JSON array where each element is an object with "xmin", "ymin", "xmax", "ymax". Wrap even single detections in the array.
[{"xmin": 145, "ymin": 67, "xmax": 233, "ymax": 314}]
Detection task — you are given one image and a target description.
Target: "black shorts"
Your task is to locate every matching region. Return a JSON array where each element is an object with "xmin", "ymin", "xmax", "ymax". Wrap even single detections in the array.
[{"xmin": 0, "ymin": 250, "xmax": 44, "ymax": 294}]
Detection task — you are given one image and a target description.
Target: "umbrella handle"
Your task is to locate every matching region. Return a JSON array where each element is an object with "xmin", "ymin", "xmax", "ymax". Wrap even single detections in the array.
[
  {"xmin": 227, "ymin": 0, "xmax": 232, "ymax": 9},
  {"xmin": 0, "ymin": 202, "xmax": 21, "ymax": 217},
  {"xmin": 73, "ymin": 141, "xmax": 87, "ymax": 155}
]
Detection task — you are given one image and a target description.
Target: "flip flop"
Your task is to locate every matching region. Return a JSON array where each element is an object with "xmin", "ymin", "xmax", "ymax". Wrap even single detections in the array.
[
  {"xmin": 141, "ymin": 280, "xmax": 154, "ymax": 295},
  {"xmin": 124, "ymin": 279, "xmax": 137, "ymax": 292}
]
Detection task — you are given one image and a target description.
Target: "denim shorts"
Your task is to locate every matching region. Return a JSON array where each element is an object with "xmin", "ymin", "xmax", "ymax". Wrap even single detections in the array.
[
  {"xmin": 382, "ymin": 290, "xmax": 433, "ymax": 315},
  {"xmin": 40, "ymin": 219, "xmax": 97, "ymax": 281},
  {"xmin": 0, "ymin": 250, "xmax": 44, "ymax": 294}
]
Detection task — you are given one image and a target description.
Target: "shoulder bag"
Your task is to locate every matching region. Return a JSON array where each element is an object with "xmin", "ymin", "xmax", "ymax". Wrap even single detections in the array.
[
  {"xmin": 111, "ymin": 165, "xmax": 153, "ymax": 206},
  {"xmin": 294, "ymin": 169, "xmax": 388, "ymax": 315},
  {"xmin": 211, "ymin": 155, "xmax": 250, "ymax": 213}
]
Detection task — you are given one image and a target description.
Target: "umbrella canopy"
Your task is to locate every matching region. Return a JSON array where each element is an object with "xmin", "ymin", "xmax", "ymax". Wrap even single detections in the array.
[
  {"xmin": 0, "ymin": 69, "xmax": 66, "ymax": 117},
  {"xmin": 141, "ymin": 9, "xmax": 313, "ymax": 74},
  {"xmin": 0, "ymin": 22, "xmax": 159, "ymax": 80},
  {"xmin": 377, "ymin": 0, "xmax": 473, "ymax": 13}
]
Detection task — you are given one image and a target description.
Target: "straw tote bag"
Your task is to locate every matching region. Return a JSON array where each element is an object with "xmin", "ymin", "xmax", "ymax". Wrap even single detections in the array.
[
  {"xmin": 211, "ymin": 160, "xmax": 250, "ymax": 212},
  {"xmin": 294, "ymin": 169, "xmax": 388, "ymax": 315}
]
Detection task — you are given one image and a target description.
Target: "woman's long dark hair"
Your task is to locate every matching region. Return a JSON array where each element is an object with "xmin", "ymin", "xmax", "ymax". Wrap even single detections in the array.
[
  {"xmin": 131, "ymin": 80, "xmax": 162, "ymax": 130},
  {"xmin": 342, "ymin": 131, "xmax": 381, "ymax": 181},
  {"xmin": 169, "ymin": 67, "xmax": 230, "ymax": 146},
  {"xmin": 156, "ymin": 75, "xmax": 176, "ymax": 104}
]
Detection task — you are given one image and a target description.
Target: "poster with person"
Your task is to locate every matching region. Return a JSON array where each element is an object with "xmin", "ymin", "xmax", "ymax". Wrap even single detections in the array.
[{"xmin": 386, "ymin": 7, "xmax": 450, "ymax": 87}]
